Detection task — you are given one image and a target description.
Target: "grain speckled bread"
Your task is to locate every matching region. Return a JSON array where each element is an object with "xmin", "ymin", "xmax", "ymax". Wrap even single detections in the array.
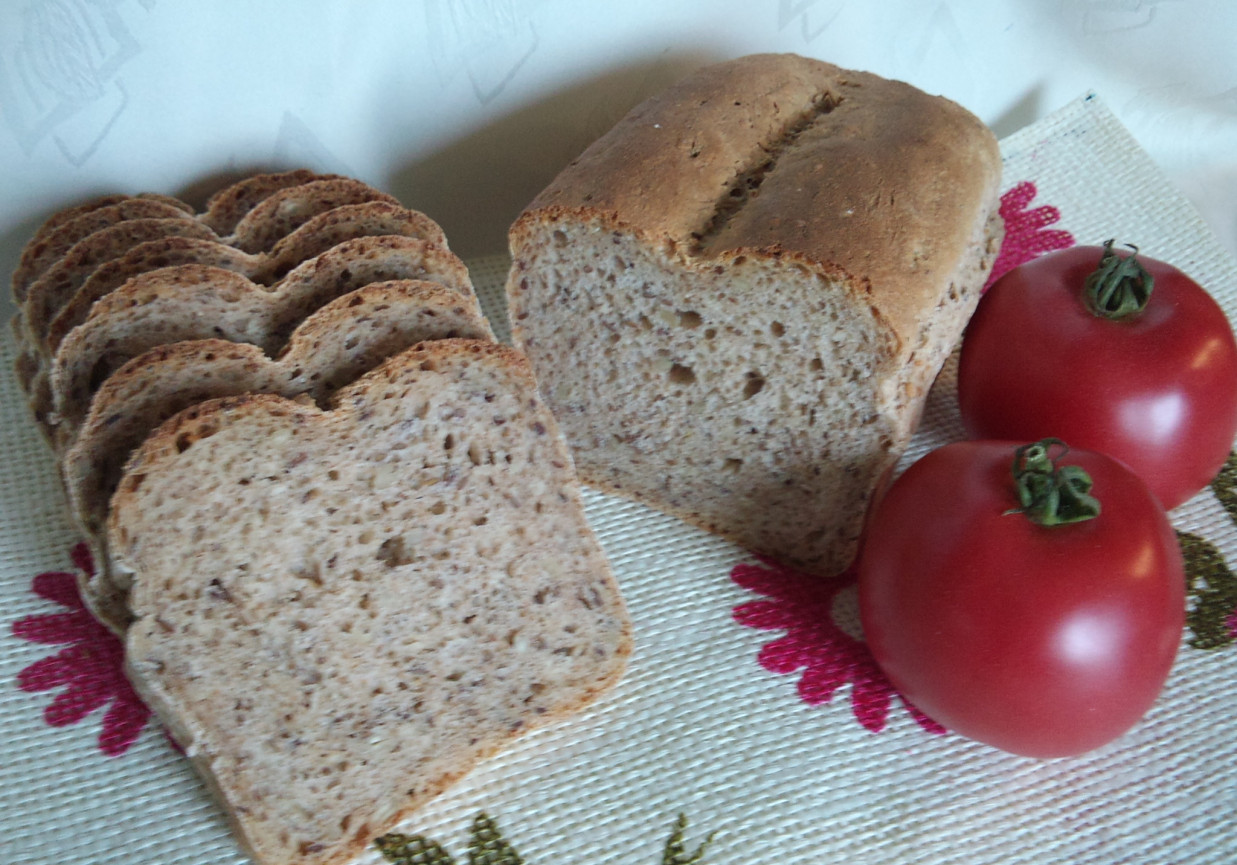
[
  {"xmin": 108, "ymin": 338, "xmax": 632, "ymax": 865},
  {"xmin": 13, "ymin": 174, "xmax": 410, "ymax": 440},
  {"xmin": 47, "ymin": 201, "xmax": 448, "ymax": 356},
  {"xmin": 50, "ymin": 233, "xmax": 470, "ymax": 440},
  {"xmin": 506, "ymin": 53, "xmax": 1003, "ymax": 576},
  {"xmin": 67, "ymin": 279, "xmax": 494, "ymax": 631},
  {"xmin": 10, "ymin": 193, "xmax": 195, "ymax": 301}
]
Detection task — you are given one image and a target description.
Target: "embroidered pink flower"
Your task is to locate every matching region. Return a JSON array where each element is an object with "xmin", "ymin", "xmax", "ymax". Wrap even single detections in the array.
[
  {"xmin": 12, "ymin": 543, "xmax": 151, "ymax": 756},
  {"xmin": 985, "ymin": 180, "xmax": 1075, "ymax": 289},
  {"xmin": 732, "ymin": 557, "xmax": 944, "ymax": 735}
]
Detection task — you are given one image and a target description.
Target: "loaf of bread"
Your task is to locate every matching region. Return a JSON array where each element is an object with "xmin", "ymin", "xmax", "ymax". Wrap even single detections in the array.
[
  {"xmin": 109, "ymin": 338, "xmax": 632, "ymax": 865},
  {"xmin": 68, "ymin": 279, "xmax": 493, "ymax": 631},
  {"xmin": 506, "ymin": 53, "xmax": 1003, "ymax": 576}
]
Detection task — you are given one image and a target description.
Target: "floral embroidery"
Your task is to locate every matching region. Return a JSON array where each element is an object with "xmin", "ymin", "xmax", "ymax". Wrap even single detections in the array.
[
  {"xmin": 1179, "ymin": 451, "xmax": 1237, "ymax": 650},
  {"xmin": 731, "ymin": 557, "xmax": 944, "ymax": 735},
  {"xmin": 376, "ymin": 812, "xmax": 713, "ymax": 864},
  {"xmin": 11, "ymin": 543, "xmax": 151, "ymax": 756},
  {"xmin": 1179, "ymin": 530, "xmax": 1237, "ymax": 650},
  {"xmin": 985, "ymin": 181, "xmax": 1075, "ymax": 289}
]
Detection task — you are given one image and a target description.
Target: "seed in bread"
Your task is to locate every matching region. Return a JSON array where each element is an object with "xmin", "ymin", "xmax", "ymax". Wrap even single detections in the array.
[{"xmin": 506, "ymin": 53, "xmax": 1003, "ymax": 576}]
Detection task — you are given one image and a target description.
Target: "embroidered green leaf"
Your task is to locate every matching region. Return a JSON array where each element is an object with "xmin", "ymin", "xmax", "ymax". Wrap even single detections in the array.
[
  {"xmin": 662, "ymin": 813, "xmax": 715, "ymax": 865},
  {"xmin": 1178, "ymin": 529, "xmax": 1237, "ymax": 650},
  {"xmin": 1212, "ymin": 450, "xmax": 1237, "ymax": 527},
  {"xmin": 375, "ymin": 832, "xmax": 456, "ymax": 865},
  {"xmin": 467, "ymin": 813, "xmax": 524, "ymax": 865},
  {"xmin": 376, "ymin": 811, "xmax": 714, "ymax": 864}
]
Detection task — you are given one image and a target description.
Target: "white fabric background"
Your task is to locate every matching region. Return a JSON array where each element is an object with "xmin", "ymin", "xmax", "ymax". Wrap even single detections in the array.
[{"xmin": 0, "ymin": 1, "xmax": 1235, "ymax": 291}]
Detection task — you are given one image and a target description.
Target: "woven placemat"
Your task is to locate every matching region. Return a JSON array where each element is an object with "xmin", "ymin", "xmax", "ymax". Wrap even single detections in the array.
[{"xmin": 2, "ymin": 94, "xmax": 1234, "ymax": 865}]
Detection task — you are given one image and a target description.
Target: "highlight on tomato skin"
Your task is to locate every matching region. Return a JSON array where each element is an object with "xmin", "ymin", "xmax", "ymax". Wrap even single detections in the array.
[
  {"xmin": 956, "ymin": 242, "xmax": 1237, "ymax": 511},
  {"xmin": 856, "ymin": 438, "xmax": 1186, "ymax": 759}
]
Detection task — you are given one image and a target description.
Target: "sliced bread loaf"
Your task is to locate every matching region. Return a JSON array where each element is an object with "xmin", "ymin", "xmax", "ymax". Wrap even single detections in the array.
[
  {"xmin": 11, "ymin": 193, "xmax": 194, "ymax": 302},
  {"xmin": 50, "ymin": 234, "xmax": 471, "ymax": 440},
  {"xmin": 10, "ymin": 197, "xmax": 197, "ymax": 302},
  {"xmin": 506, "ymin": 53, "xmax": 1002, "ymax": 576},
  {"xmin": 109, "ymin": 338, "xmax": 631, "ymax": 865},
  {"xmin": 67, "ymin": 279, "xmax": 494, "ymax": 631},
  {"xmin": 197, "ymin": 169, "xmax": 342, "ymax": 236},
  {"xmin": 47, "ymin": 201, "xmax": 450, "ymax": 356},
  {"xmin": 226, "ymin": 178, "xmax": 398, "ymax": 254},
  {"xmin": 20, "ymin": 217, "xmax": 224, "ymax": 353}
]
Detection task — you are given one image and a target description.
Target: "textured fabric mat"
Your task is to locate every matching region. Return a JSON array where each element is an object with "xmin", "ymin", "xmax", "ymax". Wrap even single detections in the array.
[{"xmin": 2, "ymin": 94, "xmax": 1235, "ymax": 865}]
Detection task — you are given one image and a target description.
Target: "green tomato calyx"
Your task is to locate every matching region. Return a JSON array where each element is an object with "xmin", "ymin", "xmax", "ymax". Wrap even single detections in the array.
[
  {"xmin": 1083, "ymin": 239, "xmax": 1154, "ymax": 320},
  {"xmin": 1006, "ymin": 438, "xmax": 1101, "ymax": 526}
]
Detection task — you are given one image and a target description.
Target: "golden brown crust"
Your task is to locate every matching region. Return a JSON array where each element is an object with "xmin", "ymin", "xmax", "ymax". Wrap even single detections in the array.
[{"xmin": 511, "ymin": 53, "xmax": 1002, "ymax": 350}]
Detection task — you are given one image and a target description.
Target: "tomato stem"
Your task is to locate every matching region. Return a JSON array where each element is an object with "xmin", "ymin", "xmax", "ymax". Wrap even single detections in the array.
[
  {"xmin": 1082, "ymin": 239, "xmax": 1154, "ymax": 320},
  {"xmin": 1006, "ymin": 439, "xmax": 1101, "ymax": 526}
]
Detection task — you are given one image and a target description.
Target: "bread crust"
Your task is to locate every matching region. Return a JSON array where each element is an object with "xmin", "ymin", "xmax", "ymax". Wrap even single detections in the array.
[{"xmin": 511, "ymin": 52, "xmax": 1002, "ymax": 352}]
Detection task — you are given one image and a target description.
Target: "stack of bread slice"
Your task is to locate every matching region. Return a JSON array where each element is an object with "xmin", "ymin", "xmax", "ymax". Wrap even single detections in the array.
[
  {"xmin": 11, "ymin": 171, "xmax": 631, "ymax": 865},
  {"xmin": 15, "ymin": 171, "xmax": 487, "ymax": 631}
]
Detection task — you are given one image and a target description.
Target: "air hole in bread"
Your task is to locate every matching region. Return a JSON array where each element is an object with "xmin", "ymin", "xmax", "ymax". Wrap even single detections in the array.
[
  {"xmin": 87, "ymin": 355, "xmax": 115, "ymax": 393},
  {"xmin": 743, "ymin": 373, "xmax": 765, "ymax": 399},
  {"xmin": 552, "ymin": 230, "xmax": 568, "ymax": 247},
  {"xmin": 668, "ymin": 364, "xmax": 695, "ymax": 385},
  {"xmin": 375, "ymin": 536, "xmax": 413, "ymax": 568},
  {"xmin": 723, "ymin": 458, "xmax": 743, "ymax": 472},
  {"xmin": 809, "ymin": 357, "xmax": 824, "ymax": 372},
  {"xmin": 770, "ymin": 321, "xmax": 785, "ymax": 337}
]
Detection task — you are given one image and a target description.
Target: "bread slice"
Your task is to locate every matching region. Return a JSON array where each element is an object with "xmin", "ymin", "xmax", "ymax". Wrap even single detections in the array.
[
  {"xmin": 109, "ymin": 338, "xmax": 631, "ymax": 865},
  {"xmin": 47, "ymin": 201, "xmax": 449, "ymax": 356},
  {"xmin": 67, "ymin": 280, "xmax": 495, "ymax": 632},
  {"xmin": 226, "ymin": 178, "xmax": 399, "ymax": 254},
  {"xmin": 10, "ymin": 197, "xmax": 197, "ymax": 302},
  {"xmin": 506, "ymin": 53, "xmax": 1002, "ymax": 576},
  {"xmin": 20, "ymin": 217, "xmax": 223, "ymax": 353},
  {"xmin": 197, "ymin": 170, "xmax": 342, "ymax": 236},
  {"xmin": 50, "ymin": 234, "xmax": 471, "ymax": 440}
]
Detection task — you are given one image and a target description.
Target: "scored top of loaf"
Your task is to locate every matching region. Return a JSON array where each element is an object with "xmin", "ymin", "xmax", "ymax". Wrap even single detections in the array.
[{"xmin": 511, "ymin": 53, "xmax": 1002, "ymax": 349}]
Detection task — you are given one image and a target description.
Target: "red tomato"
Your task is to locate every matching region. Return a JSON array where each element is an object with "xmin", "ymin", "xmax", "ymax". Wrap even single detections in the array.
[
  {"xmin": 957, "ymin": 242, "xmax": 1237, "ymax": 511},
  {"xmin": 857, "ymin": 439, "xmax": 1185, "ymax": 758}
]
